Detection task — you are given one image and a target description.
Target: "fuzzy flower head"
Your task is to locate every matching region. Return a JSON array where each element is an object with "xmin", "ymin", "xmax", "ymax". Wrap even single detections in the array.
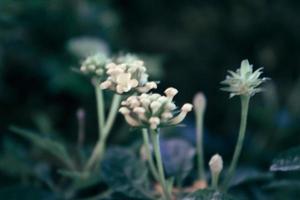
[
  {"xmin": 100, "ymin": 55, "xmax": 157, "ymax": 94},
  {"xmin": 119, "ymin": 87, "xmax": 193, "ymax": 129},
  {"xmin": 80, "ymin": 53, "xmax": 108, "ymax": 77},
  {"xmin": 221, "ymin": 59, "xmax": 269, "ymax": 98}
]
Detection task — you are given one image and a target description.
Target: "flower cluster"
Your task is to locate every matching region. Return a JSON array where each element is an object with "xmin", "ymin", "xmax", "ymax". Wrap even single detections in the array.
[
  {"xmin": 100, "ymin": 56, "xmax": 157, "ymax": 94},
  {"xmin": 221, "ymin": 59, "xmax": 269, "ymax": 98},
  {"xmin": 119, "ymin": 87, "xmax": 193, "ymax": 129},
  {"xmin": 80, "ymin": 53, "xmax": 108, "ymax": 76}
]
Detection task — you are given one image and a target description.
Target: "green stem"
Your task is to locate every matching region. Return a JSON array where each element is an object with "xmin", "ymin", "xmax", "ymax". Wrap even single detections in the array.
[
  {"xmin": 83, "ymin": 82, "xmax": 105, "ymax": 172},
  {"xmin": 103, "ymin": 94, "xmax": 122, "ymax": 137},
  {"xmin": 211, "ymin": 172, "xmax": 219, "ymax": 190},
  {"xmin": 142, "ymin": 129, "xmax": 160, "ymax": 182},
  {"xmin": 195, "ymin": 107, "xmax": 206, "ymax": 181},
  {"xmin": 222, "ymin": 95, "xmax": 250, "ymax": 191},
  {"xmin": 84, "ymin": 93, "xmax": 121, "ymax": 172},
  {"xmin": 84, "ymin": 137, "xmax": 106, "ymax": 171},
  {"xmin": 95, "ymin": 82, "xmax": 105, "ymax": 137},
  {"xmin": 150, "ymin": 129, "xmax": 172, "ymax": 200}
]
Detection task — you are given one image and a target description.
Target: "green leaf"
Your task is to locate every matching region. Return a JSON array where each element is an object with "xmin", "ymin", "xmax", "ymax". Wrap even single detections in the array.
[
  {"xmin": 270, "ymin": 146, "xmax": 300, "ymax": 171},
  {"xmin": 0, "ymin": 137, "xmax": 33, "ymax": 177},
  {"xmin": 183, "ymin": 189, "xmax": 237, "ymax": 200},
  {"xmin": 0, "ymin": 185, "xmax": 54, "ymax": 200},
  {"xmin": 59, "ymin": 169, "xmax": 103, "ymax": 191},
  {"xmin": 10, "ymin": 126, "xmax": 75, "ymax": 170},
  {"xmin": 229, "ymin": 168, "xmax": 273, "ymax": 187},
  {"xmin": 101, "ymin": 147, "xmax": 153, "ymax": 200},
  {"xmin": 58, "ymin": 169, "xmax": 83, "ymax": 179},
  {"xmin": 263, "ymin": 180, "xmax": 300, "ymax": 190}
]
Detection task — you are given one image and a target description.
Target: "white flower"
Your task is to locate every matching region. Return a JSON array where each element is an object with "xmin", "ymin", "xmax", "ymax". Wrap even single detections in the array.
[
  {"xmin": 119, "ymin": 87, "xmax": 193, "ymax": 129},
  {"xmin": 209, "ymin": 154, "xmax": 223, "ymax": 174},
  {"xmin": 100, "ymin": 54, "xmax": 157, "ymax": 94},
  {"xmin": 80, "ymin": 53, "xmax": 108, "ymax": 77},
  {"xmin": 221, "ymin": 59, "xmax": 269, "ymax": 98},
  {"xmin": 115, "ymin": 73, "xmax": 139, "ymax": 93}
]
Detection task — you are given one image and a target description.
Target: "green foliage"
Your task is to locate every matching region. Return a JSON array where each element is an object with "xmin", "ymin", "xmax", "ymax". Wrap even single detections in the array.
[
  {"xmin": 10, "ymin": 126, "xmax": 75, "ymax": 170},
  {"xmin": 183, "ymin": 189, "xmax": 237, "ymax": 200},
  {"xmin": 270, "ymin": 146, "xmax": 300, "ymax": 172},
  {"xmin": 100, "ymin": 147, "xmax": 153, "ymax": 200},
  {"xmin": 229, "ymin": 168, "xmax": 273, "ymax": 188},
  {"xmin": 0, "ymin": 137, "xmax": 33, "ymax": 178},
  {"xmin": 264, "ymin": 180, "xmax": 300, "ymax": 190},
  {"xmin": 0, "ymin": 185, "xmax": 54, "ymax": 200}
]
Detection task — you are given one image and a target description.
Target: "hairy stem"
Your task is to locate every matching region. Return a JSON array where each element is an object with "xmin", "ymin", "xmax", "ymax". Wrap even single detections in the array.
[{"xmin": 222, "ymin": 95, "xmax": 250, "ymax": 191}]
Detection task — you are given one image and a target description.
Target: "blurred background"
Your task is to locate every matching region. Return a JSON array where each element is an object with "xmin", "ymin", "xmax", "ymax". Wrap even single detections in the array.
[{"xmin": 1, "ymin": 0, "xmax": 300, "ymax": 194}]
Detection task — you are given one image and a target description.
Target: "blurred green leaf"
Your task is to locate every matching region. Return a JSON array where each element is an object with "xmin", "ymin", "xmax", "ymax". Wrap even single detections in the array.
[
  {"xmin": 263, "ymin": 180, "xmax": 300, "ymax": 190},
  {"xmin": 0, "ymin": 137, "xmax": 33, "ymax": 177},
  {"xmin": 100, "ymin": 147, "xmax": 153, "ymax": 200},
  {"xmin": 58, "ymin": 169, "xmax": 103, "ymax": 191},
  {"xmin": 10, "ymin": 126, "xmax": 75, "ymax": 170},
  {"xmin": 0, "ymin": 185, "xmax": 54, "ymax": 200},
  {"xmin": 58, "ymin": 169, "xmax": 83, "ymax": 179},
  {"xmin": 229, "ymin": 168, "xmax": 273, "ymax": 188},
  {"xmin": 183, "ymin": 189, "xmax": 237, "ymax": 200},
  {"xmin": 270, "ymin": 146, "xmax": 300, "ymax": 171}
]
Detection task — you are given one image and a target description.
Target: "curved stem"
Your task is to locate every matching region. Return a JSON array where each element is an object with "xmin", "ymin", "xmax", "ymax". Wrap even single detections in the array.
[
  {"xmin": 95, "ymin": 82, "xmax": 105, "ymax": 138},
  {"xmin": 150, "ymin": 129, "xmax": 172, "ymax": 200},
  {"xmin": 84, "ymin": 94, "xmax": 122, "ymax": 172},
  {"xmin": 195, "ymin": 107, "xmax": 206, "ymax": 181},
  {"xmin": 84, "ymin": 82, "xmax": 106, "ymax": 172},
  {"xmin": 142, "ymin": 129, "xmax": 160, "ymax": 182},
  {"xmin": 103, "ymin": 94, "xmax": 122, "ymax": 137},
  {"xmin": 222, "ymin": 95, "xmax": 250, "ymax": 191},
  {"xmin": 84, "ymin": 137, "xmax": 106, "ymax": 171}
]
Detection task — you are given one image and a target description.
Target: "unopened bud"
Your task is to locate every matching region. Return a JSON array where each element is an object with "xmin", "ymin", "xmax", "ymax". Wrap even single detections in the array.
[
  {"xmin": 119, "ymin": 107, "xmax": 130, "ymax": 115},
  {"xmin": 193, "ymin": 92, "xmax": 206, "ymax": 112},
  {"xmin": 209, "ymin": 154, "xmax": 223, "ymax": 174},
  {"xmin": 149, "ymin": 117, "xmax": 160, "ymax": 129},
  {"xmin": 164, "ymin": 87, "xmax": 178, "ymax": 98},
  {"xmin": 100, "ymin": 81, "xmax": 112, "ymax": 89},
  {"xmin": 76, "ymin": 108, "xmax": 85, "ymax": 120},
  {"xmin": 181, "ymin": 103, "xmax": 193, "ymax": 112}
]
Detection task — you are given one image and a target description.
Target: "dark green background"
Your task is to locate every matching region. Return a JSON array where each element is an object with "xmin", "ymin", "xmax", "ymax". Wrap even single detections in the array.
[{"xmin": 1, "ymin": 0, "xmax": 300, "ymax": 188}]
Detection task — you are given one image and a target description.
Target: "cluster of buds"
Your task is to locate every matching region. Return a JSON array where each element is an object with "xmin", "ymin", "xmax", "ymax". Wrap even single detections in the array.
[
  {"xmin": 221, "ymin": 59, "xmax": 269, "ymax": 98},
  {"xmin": 80, "ymin": 53, "xmax": 108, "ymax": 76},
  {"xmin": 100, "ymin": 56, "xmax": 157, "ymax": 94},
  {"xmin": 119, "ymin": 87, "xmax": 193, "ymax": 129}
]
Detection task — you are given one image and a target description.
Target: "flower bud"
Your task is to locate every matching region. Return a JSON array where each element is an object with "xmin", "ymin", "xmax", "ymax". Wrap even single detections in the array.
[
  {"xmin": 149, "ymin": 117, "xmax": 160, "ymax": 129},
  {"xmin": 133, "ymin": 107, "xmax": 146, "ymax": 114},
  {"xmin": 181, "ymin": 103, "xmax": 193, "ymax": 112},
  {"xmin": 100, "ymin": 80, "xmax": 112, "ymax": 89},
  {"xmin": 164, "ymin": 87, "xmax": 178, "ymax": 98},
  {"xmin": 209, "ymin": 154, "xmax": 223, "ymax": 174},
  {"xmin": 193, "ymin": 92, "xmax": 206, "ymax": 113},
  {"xmin": 119, "ymin": 107, "xmax": 130, "ymax": 115}
]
